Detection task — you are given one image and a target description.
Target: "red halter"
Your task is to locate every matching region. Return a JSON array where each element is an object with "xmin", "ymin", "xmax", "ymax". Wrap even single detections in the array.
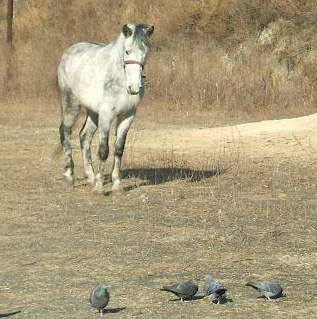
[{"xmin": 123, "ymin": 60, "xmax": 144, "ymax": 69}]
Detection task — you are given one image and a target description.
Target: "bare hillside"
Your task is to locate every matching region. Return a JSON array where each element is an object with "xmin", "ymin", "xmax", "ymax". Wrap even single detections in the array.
[{"xmin": 1, "ymin": 0, "xmax": 317, "ymax": 118}]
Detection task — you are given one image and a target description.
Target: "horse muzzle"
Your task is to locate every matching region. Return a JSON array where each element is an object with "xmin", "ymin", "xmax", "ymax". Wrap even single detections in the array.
[{"xmin": 127, "ymin": 86, "xmax": 140, "ymax": 95}]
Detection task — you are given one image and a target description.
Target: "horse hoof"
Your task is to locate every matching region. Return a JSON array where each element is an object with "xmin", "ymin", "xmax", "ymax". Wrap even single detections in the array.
[
  {"xmin": 63, "ymin": 172, "xmax": 74, "ymax": 185},
  {"xmin": 87, "ymin": 176, "xmax": 95, "ymax": 186},
  {"xmin": 112, "ymin": 183, "xmax": 123, "ymax": 193},
  {"xmin": 93, "ymin": 183, "xmax": 104, "ymax": 194}
]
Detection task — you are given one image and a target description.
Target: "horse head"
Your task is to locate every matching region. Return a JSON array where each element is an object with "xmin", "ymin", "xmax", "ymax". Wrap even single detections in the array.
[{"xmin": 122, "ymin": 23, "xmax": 154, "ymax": 95}]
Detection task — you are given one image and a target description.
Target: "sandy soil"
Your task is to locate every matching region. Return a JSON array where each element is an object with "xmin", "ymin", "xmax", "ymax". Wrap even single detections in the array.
[
  {"xmin": 0, "ymin": 110, "xmax": 316, "ymax": 318},
  {"xmin": 131, "ymin": 113, "xmax": 317, "ymax": 161}
]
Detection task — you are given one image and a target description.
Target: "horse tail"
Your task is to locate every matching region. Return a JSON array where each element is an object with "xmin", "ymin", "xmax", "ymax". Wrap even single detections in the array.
[
  {"xmin": 52, "ymin": 144, "xmax": 63, "ymax": 158},
  {"xmin": 51, "ymin": 108, "xmax": 86, "ymax": 158}
]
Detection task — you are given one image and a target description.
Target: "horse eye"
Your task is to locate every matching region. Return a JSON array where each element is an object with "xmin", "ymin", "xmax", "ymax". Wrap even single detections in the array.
[{"xmin": 125, "ymin": 50, "xmax": 130, "ymax": 55}]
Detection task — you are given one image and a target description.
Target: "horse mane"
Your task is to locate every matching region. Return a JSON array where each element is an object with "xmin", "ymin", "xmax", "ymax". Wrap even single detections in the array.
[{"xmin": 134, "ymin": 24, "xmax": 151, "ymax": 49}]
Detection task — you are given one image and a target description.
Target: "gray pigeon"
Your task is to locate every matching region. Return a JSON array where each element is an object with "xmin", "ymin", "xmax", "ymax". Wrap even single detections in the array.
[
  {"xmin": 160, "ymin": 280, "xmax": 198, "ymax": 301},
  {"xmin": 246, "ymin": 281, "xmax": 283, "ymax": 300},
  {"xmin": 204, "ymin": 274, "xmax": 227, "ymax": 304},
  {"xmin": 89, "ymin": 283, "xmax": 110, "ymax": 314}
]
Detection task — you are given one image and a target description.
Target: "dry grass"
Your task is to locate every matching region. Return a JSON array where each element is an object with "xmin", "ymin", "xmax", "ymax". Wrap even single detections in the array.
[
  {"xmin": 0, "ymin": 114, "xmax": 316, "ymax": 318},
  {"xmin": 1, "ymin": 0, "xmax": 317, "ymax": 119},
  {"xmin": 1, "ymin": 2, "xmax": 317, "ymax": 318}
]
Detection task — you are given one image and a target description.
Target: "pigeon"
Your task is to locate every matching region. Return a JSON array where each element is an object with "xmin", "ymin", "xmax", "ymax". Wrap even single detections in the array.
[
  {"xmin": 160, "ymin": 280, "xmax": 198, "ymax": 301},
  {"xmin": 246, "ymin": 281, "xmax": 283, "ymax": 300},
  {"xmin": 89, "ymin": 283, "xmax": 110, "ymax": 315},
  {"xmin": 204, "ymin": 274, "xmax": 227, "ymax": 304}
]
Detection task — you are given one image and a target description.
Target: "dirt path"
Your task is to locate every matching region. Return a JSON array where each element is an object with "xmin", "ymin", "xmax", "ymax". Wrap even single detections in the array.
[
  {"xmin": 0, "ymin": 112, "xmax": 316, "ymax": 319},
  {"xmin": 131, "ymin": 113, "xmax": 317, "ymax": 162}
]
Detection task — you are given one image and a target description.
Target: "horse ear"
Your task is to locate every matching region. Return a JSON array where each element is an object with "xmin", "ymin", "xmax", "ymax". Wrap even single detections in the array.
[
  {"xmin": 146, "ymin": 25, "xmax": 154, "ymax": 37},
  {"xmin": 122, "ymin": 24, "xmax": 133, "ymax": 37}
]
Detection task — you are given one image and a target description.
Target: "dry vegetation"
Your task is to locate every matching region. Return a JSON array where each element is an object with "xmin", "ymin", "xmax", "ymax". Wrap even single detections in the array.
[
  {"xmin": 1, "ymin": 0, "xmax": 317, "ymax": 118},
  {"xmin": 0, "ymin": 120, "xmax": 317, "ymax": 318},
  {"xmin": 1, "ymin": 1, "xmax": 317, "ymax": 318}
]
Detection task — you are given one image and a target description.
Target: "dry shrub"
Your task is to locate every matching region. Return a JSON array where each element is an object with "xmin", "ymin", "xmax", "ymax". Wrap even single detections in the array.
[{"xmin": 1, "ymin": 0, "xmax": 317, "ymax": 117}]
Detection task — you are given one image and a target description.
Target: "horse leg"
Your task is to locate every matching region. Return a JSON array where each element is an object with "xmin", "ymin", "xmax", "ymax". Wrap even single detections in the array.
[
  {"xmin": 111, "ymin": 111, "xmax": 135, "ymax": 192},
  {"xmin": 79, "ymin": 111, "xmax": 98, "ymax": 185},
  {"xmin": 94, "ymin": 110, "xmax": 112, "ymax": 193},
  {"xmin": 59, "ymin": 90, "xmax": 80, "ymax": 184}
]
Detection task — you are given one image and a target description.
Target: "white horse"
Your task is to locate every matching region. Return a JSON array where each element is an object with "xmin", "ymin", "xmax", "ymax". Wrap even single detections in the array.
[{"xmin": 57, "ymin": 23, "xmax": 154, "ymax": 192}]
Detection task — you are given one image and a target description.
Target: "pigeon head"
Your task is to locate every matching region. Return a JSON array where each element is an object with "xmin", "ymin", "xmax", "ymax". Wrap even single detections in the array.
[
  {"xmin": 99, "ymin": 283, "xmax": 110, "ymax": 290},
  {"xmin": 205, "ymin": 274, "xmax": 214, "ymax": 281}
]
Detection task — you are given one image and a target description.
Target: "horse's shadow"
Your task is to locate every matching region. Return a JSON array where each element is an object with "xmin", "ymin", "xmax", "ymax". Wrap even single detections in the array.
[{"xmin": 122, "ymin": 167, "xmax": 223, "ymax": 186}]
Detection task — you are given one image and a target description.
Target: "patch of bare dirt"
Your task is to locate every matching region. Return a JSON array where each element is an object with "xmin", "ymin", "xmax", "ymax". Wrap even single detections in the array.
[
  {"xmin": 131, "ymin": 113, "xmax": 317, "ymax": 162},
  {"xmin": 0, "ymin": 111, "xmax": 316, "ymax": 318}
]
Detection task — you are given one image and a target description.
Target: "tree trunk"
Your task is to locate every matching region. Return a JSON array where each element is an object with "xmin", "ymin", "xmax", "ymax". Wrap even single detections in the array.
[
  {"xmin": 5, "ymin": 0, "xmax": 15, "ymax": 94},
  {"xmin": 7, "ymin": 0, "xmax": 14, "ymax": 47}
]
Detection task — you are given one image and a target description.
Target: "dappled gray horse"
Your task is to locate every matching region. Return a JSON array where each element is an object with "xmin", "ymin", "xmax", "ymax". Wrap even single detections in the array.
[{"xmin": 57, "ymin": 23, "xmax": 154, "ymax": 192}]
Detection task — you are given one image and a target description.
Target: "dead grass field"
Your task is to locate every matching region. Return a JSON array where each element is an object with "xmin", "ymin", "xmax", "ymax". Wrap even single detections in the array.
[
  {"xmin": 1, "ymin": 1, "xmax": 317, "ymax": 318},
  {"xmin": 2, "ymin": 0, "xmax": 317, "ymax": 116},
  {"xmin": 0, "ymin": 102, "xmax": 317, "ymax": 318}
]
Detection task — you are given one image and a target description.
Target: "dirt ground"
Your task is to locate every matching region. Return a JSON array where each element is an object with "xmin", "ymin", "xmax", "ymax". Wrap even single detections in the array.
[{"xmin": 0, "ymin": 103, "xmax": 316, "ymax": 318}]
